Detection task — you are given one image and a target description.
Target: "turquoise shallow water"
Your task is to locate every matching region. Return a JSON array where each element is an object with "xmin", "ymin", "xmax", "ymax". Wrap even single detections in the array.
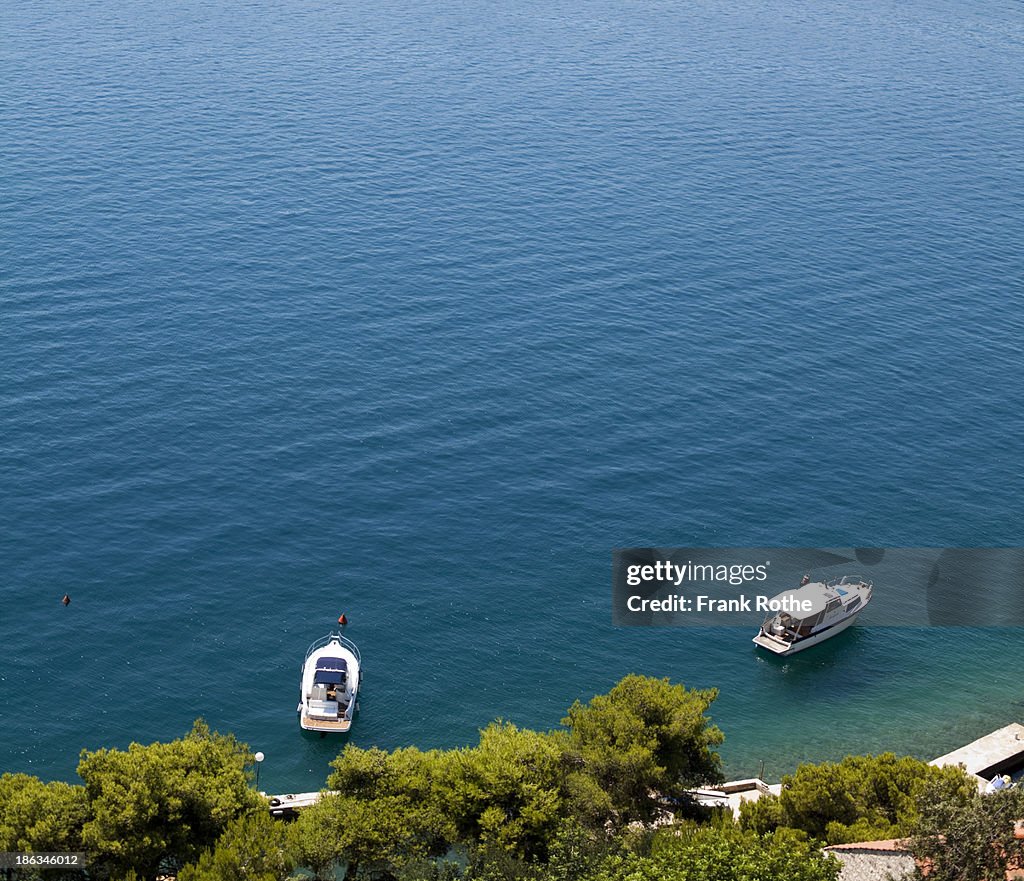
[{"xmin": 2, "ymin": 0, "xmax": 1024, "ymax": 794}]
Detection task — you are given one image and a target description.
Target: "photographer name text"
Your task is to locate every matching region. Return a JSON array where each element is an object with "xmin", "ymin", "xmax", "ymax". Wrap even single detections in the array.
[{"xmin": 625, "ymin": 593, "xmax": 812, "ymax": 614}]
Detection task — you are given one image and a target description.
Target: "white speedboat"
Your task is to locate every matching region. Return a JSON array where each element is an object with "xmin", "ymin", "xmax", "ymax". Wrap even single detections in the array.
[
  {"xmin": 297, "ymin": 632, "xmax": 361, "ymax": 732},
  {"xmin": 753, "ymin": 577, "xmax": 872, "ymax": 656}
]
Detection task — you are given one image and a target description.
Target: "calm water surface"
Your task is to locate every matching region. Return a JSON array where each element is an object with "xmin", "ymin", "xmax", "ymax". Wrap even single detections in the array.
[{"xmin": 2, "ymin": 0, "xmax": 1023, "ymax": 792}]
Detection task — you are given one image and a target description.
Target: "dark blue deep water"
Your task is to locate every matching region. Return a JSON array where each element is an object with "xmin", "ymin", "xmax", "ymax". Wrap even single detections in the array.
[{"xmin": 2, "ymin": 0, "xmax": 1023, "ymax": 793}]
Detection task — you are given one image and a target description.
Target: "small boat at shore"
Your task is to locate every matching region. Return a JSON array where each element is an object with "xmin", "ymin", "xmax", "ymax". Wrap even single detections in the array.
[
  {"xmin": 297, "ymin": 631, "xmax": 361, "ymax": 732},
  {"xmin": 753, "ymin": 576, "xmax": 872, "ymax": 656}
]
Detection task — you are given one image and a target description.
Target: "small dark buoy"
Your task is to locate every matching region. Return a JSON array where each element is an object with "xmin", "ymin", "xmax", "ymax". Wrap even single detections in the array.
[
  {"xmin": 338, "ymin": 613, "xmax": 348, "ymax": 626},
  {"xmin": 61, "ymin": 594, "xmax": 71, "ymax": 606}
]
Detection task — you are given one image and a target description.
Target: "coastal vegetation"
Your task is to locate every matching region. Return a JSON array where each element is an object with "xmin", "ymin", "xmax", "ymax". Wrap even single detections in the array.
[
  {"xmin": 737, "ymin": 751, "xmax": 969, "ymax": 843},
  {"xmin": 0, "ymin": 720, "xmax": 261, "ymax": 879},
  {"xmin": 0, "ymin": 675, "xmax": 1018, "ymax": 881},
  {"xmin": 910, "ymin": 772, "xmax": 1024, "ymax": 881}
]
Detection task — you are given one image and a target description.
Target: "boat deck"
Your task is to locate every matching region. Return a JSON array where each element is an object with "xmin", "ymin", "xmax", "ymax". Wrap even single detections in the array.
[{"xmin": 300, "ymin": 714, "xmax": 353, "ymax": 732}]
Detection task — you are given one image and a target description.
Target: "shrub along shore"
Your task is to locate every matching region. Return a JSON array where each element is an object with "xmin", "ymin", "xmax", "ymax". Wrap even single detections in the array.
[{"xmin": 1, "ymin": 675, "xmax": 1021, "ymax": 881}]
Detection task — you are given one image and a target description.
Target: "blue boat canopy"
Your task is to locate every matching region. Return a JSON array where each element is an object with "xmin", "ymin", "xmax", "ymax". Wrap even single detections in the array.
[
  {"xmin": 314, "ymin": 668, "xmax": 345, "ymax": 685},
  {"xmin": 316, "ymin": 656, "xmax": 348, "ymax": 672}
]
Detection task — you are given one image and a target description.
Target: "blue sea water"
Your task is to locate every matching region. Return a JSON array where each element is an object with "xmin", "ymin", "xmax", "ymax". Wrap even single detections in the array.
[{"xmin": 2, "ymin": 0, "xmax": 1023, "ymax": 795}]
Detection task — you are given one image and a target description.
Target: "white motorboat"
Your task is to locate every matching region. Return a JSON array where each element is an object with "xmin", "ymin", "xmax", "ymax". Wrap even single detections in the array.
[
  {"xmin": 752, "ymin": 576, "xmax": 872, "ymax": 656},
  {"xmin": 297, "ymin": 631, "xmax": 361, "ymax": 732}
]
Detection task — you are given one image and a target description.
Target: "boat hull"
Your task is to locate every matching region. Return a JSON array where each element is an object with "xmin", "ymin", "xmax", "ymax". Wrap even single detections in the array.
[
  {"xmin": 298, "ymin": 633, "xmax": 361, "ymax": 733},
  {"xmin": 753, "ymin": 611, "xmax": 860, "ymax": 656}
]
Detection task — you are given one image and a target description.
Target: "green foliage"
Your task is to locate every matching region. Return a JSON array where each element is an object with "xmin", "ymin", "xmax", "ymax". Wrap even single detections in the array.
[
  {"xmin": 587, "ymin": 823, "xmax": 840, "ymax": 881},
  {"xmin": 178, "ymin": 811, "xmax": 296, "ymax": 881},
  {"xmin": 441, "ymin": 722, "xmax": 566, "ymax": 859},
  {"xmin": 298, "ymin": 744, "xmax": 455, "ymax": 879},
  {"xmin": 77, "ymin": 719, "xmax": 263, "ymax": 878},
  {"xmin": 292, "ymin": 676, "xmax": 727, "ymax": 876},
  {"xmin": 298, "ymin": 790, "xmax": 448, "ymax": 879},
  {"xmin": 288, "ymin": 801, "xmax": 345, "ymax": 881},
  {"xmin": 394, "ymin": 858, "xmax": 465, "ymax": 881},
  {"xmin": 561, "ymin": 764, "xmax": 615, "ymax": 830},
  {"xmin": 735, "ymin": 790, "xmax": 784, "ymax": 836},
  {"xmin": 910, "ymin": 773, "xmax": 1024, "ymax": 881},
  {"xmin": 463, "ymin": 843, "xmax": 542, "ymax": 881},
  {"xmin": 739, "ymin": 752, "xmax": 971, "ymax": 844},
  {"xmin": 543, "ymin": 817, "xmax": 619, "ymax": 881},
  {"xmin": 561, "ymin": 674, "xmax": 723, "ymax": 825},
  {"xmin": 17, "ymin": 677, "xmax": 996, "ymax": 881},
  {"xmin": 0, "ymin": 773, "xmax": 89, "ymax": 853},
  {"xmin": 302, "ymin": 724, "xmax": 568, "ymax": 878}
]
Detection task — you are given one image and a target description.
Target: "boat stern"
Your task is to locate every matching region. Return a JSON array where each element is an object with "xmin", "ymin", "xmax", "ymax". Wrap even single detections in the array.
[
  {"xmin": 299, "ymin": 708, "xmax": 353, "ymax": 733},
  {"xmin": 752, "ymin": 632, "xmax": 793, "ymax": 655}
]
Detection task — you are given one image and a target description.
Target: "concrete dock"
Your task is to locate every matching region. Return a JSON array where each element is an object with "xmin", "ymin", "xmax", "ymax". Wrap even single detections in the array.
[
  {"xmin": 930, "ymin": 722, "xmax": 1024, "ymax": 787},
  {"xmin": 686, "ymin": 778, "xmax": 784, "ymax": 818}
]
